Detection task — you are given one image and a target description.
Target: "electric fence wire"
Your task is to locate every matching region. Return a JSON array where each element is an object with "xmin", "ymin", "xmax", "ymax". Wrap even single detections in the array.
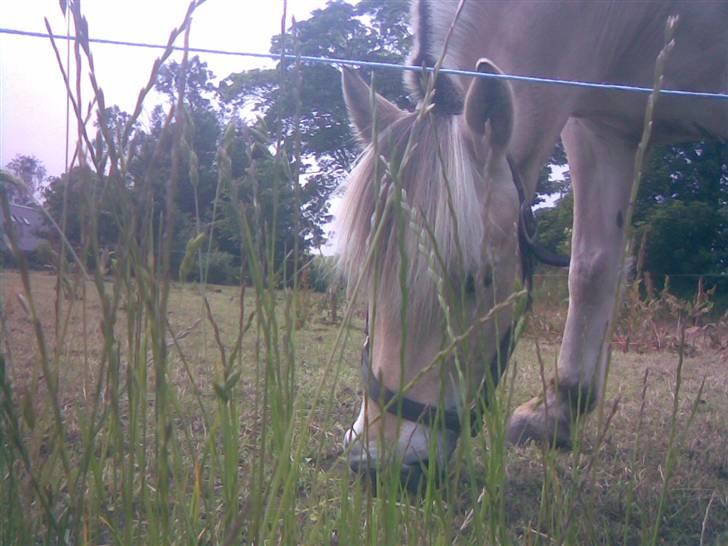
[{"xmin": 2, "ymin": 27, "xmax": 728, "ymax": 101}]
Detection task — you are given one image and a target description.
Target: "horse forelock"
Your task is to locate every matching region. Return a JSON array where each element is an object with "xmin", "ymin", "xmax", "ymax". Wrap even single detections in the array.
[
  {"xmin": 336, "ymin": 111, "xmax": 486, "ymax": 325},
  {"xmin": 406, "ymin": 0, "xmax": 468, "ymax": 115},
  {"xmin": 405, "ymin": 0, "xmax": 432, "ymax": 99}
]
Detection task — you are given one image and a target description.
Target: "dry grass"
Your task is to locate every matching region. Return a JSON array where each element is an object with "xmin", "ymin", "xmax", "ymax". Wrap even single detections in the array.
[
  {"xmin": 1, "ymin": 267, "xmax": 362, "ymax": 453},
  {"xmin": 3, "ymin": 269, "xmax": 727, "ymax": 544},
  {"xmin": 506, "ymin": 341, "xmax": 728, "ymax": 545}
]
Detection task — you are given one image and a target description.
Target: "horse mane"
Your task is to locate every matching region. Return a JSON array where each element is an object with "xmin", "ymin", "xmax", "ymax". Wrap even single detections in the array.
[{"xmin": 336, "ymin": 109, "xmax": 486, "ymax": 322}]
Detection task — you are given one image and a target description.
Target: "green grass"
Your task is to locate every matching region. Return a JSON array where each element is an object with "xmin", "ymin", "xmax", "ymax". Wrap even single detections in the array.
[
  {"xmin": 1, "ymin": 270, "xmax": 727, "ymax": 545},
  {"xmin": 2, "ymin": 5, "xmax": 727, "ymax": 543}
]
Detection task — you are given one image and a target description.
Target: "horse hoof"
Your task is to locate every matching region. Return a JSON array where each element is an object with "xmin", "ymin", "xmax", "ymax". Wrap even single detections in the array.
[{"xmin": 506, "ymin": 398, "xmax": 572, "ymax": 449}]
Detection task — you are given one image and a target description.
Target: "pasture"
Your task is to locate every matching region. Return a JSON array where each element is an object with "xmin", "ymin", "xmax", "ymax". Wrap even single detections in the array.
[
  {"xmin": 2, "ymin": 1, "xmax": 728, "ymax": 543},
  {"xmin": 2, "ymin": 269, "xmax": 726, "ymax": 544}
]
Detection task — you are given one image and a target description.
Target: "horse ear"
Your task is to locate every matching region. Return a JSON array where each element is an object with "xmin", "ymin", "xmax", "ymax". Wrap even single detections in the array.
[
  {"xmin": 464, "ymin": 58, "xmax": 514, "ymax": 150},
  {"xmin": 342, "ymin": 67, "xmax": 404, "ymax": 144}
]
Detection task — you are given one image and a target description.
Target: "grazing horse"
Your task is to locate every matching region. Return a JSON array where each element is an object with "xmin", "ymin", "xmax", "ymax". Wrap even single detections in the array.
[{"xmin": 336, "ymin": 0, "xmax": 728, "ymax": 486}]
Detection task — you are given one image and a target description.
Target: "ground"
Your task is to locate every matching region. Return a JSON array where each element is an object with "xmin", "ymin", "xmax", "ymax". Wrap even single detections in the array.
[{"xmin": 1, "ymin": 269, "xmax": 727, "ymax": 545}]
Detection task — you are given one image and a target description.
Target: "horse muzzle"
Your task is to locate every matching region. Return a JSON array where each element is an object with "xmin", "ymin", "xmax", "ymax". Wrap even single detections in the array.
[{"xmin": 343, "ymin": 405, "xmax": 458, "ymax": 494}]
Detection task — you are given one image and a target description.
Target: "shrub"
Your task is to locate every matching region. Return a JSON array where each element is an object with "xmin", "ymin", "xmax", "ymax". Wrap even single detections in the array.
[
  {"xmin": 308, "ymin": 255, "xmax": 340, "ymax": 293},
  {"xmin": 0, "ymin": 246, "xmax": 18, "ymax": 268},
  {"xmin": 194, "ymin": 250, "xmax": 239, "ymax": 285},
  {"xmin": 27, "ymin": 241, "xmax": 55, "ymax": 270}
]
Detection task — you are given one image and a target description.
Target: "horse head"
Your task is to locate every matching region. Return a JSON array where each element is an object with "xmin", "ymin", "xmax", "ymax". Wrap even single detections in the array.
[{"xmin": 337, "ymin": 59, "xmax": 524, "ymax": 491}]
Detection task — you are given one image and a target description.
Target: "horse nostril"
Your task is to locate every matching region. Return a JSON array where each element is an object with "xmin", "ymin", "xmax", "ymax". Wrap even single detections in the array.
[
  {"xmin": 348, "ymin": 457, "xmax": 379, "ymax": 491},
  {"xmin": 349, "ymin": 452, "xmax": 432, "ymax": 496},
  {"xmin": 398, "ymin": 461, "xmax": 429, "ymax": 495}
]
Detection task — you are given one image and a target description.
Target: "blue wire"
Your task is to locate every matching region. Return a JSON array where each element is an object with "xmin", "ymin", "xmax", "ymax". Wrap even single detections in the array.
[{"xmin": 2, "ymin": 27, "xmax": 728, "ymax": 101}]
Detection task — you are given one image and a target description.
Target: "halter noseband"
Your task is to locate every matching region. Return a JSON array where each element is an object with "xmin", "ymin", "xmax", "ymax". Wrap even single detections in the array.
[
  {"xmin": 362, "ymin": 319, "xmax": 516, "ymax": 436},
  {"xmin": 360, "ymin": 156, "xmax": 569, "ymax": 437}
]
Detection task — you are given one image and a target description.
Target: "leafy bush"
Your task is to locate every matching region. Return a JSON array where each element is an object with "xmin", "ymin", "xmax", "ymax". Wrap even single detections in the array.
[
  {"xmin": 196, "ymin": 250, "xmax": 239, "ymax": 285},
  {"xmin": 0, "ymin": 246, "xmax": 17, "ymax": 268},
  {"xmin": 637, "ymin": 201, "xmax": 726, "ymax": 297},
  {"xmin": 27, "ymin": 241, "xmax": 55, "ymax": 270},
  {"xmin": 307, "ymin": 255, "xmax": 340, "ymax": 293},
  {"xmin": 0, "ymin": 244, "xmax": 54, "ymax": 270}
]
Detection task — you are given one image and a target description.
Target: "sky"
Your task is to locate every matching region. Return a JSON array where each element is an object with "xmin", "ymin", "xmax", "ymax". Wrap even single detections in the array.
[{"xmin": 0, "ymin": 0, "xmax": 329, "ymax": 178}]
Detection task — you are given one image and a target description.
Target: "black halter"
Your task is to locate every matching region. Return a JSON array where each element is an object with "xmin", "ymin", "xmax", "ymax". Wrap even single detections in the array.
[
  {"xmin": 361, "ymin": 156, "xmax": 569, "ymax": 437},
  {"xmin": 361, "ymin": 318, "xmax": 517, "ymax": 436}
]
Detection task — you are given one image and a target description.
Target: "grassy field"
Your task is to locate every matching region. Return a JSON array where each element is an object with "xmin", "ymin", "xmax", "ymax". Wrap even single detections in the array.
[
  {"xmin": 1, "ymin": 269, "xmax": 726, "ymax": 545},
  {"xmin": 5, "ymin": 0, "xmax": 728, "ymax": 542},
  {"xmin": 3, "ymin": 3, "xmax": 725, "ymax": 543}
]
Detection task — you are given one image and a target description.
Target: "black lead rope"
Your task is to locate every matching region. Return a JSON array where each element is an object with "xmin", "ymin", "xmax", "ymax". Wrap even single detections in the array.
[
  {"xmin": 509, "ymin": 155, "xmax": 571, "ymax": 271},
  {"xmin": 360, "ymin": 156, "xmax": 569, "ymax": 438}
]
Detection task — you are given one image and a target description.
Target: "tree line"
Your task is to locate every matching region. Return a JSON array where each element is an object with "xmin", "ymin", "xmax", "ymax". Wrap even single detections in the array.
[
  {"xmin": 3, "ymin": 0, "xmax": 726, "ymax": 298},
  {"xmin": 537, "ymin": 141, "xmax": 728, "ymax": 298}
]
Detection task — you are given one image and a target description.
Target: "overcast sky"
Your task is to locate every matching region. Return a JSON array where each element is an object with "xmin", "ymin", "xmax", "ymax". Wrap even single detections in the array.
[{"xmin": 0, "ymin": 0, "xmax": 329, "ymax": 177}]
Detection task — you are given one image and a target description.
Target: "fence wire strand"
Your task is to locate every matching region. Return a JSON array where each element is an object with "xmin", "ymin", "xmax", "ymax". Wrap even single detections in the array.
[{"xmin": 3, "ymin": 27, "xmax": 728, "ymax": 101}]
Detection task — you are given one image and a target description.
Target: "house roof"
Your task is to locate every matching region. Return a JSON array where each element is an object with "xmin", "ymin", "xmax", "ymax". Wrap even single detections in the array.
[{"xmin": 0, "ymin": 202, "xmax": 46, "ymax": 252}]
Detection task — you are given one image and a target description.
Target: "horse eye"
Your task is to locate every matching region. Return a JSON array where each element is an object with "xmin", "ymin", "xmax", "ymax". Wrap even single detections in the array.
[
  {"xmin": 465, "ymin": 274, "xmax": 476, "ymax": 294},
  {"xmin": 465, "ymin": 272, "xmax": 493, "ymax": 295}
]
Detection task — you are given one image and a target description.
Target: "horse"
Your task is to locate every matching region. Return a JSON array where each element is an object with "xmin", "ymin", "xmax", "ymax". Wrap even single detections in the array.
[{"xmin": 336, "ymin": 0, "xmax": 728, "ymax": 488}]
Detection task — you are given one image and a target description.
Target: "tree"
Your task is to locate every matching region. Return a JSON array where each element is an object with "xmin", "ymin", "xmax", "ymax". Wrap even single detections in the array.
[
  {"xmin": 156, "ymin": 56, "xmax": 217, "ymax": 112},
  {"xmin": 113, "ymin": 58, "xmax": 226, "ymax": 276},
  {"xmin": 219, "ymin": 0, "xmax": 569, "ymax": 247},
  {"xmin": 533, "ymin": 140, "xmax": 728, "ymax": 300},
  {"xmin": 638, "ymin": 200, "xmax": 725, "ymax": 277},
  {"xmin": 151, "ymin": 56, "xmax": 223, "ymax": 219},
  {"xmin": 214, "ymin": 119, "xmax": 309, "ymax": 282},
  {"xmin": 95, "ymin": 105, "xmax": 139, "ymax": 150},
  {"xmin": 220, "ymin": 0, "xmax": 411, "ymax": 166},
  {"xmin": 5, "ymin": 154, "xmax": 46, "ymax": 204},
  {"xmin": 636, "ymin": 140, "xmax": 728, "ymax": 223},
  {"xmin": 43, "ymin": 165, "xmax": 120, "ymax": 252},
  {"xmin": 636, "ymin": 141, "xmax": 728, "ymax": 294},
  {"xmin": 533, "ymin": 140, "xmax": 569, "ymax": 206},
  {"xmin": 218, "ymin": 0, "xmax": 412, "ymax": 250},
  {"xmin": 534, "ymin": 192, "xmax": 573, "ymax": 258}
]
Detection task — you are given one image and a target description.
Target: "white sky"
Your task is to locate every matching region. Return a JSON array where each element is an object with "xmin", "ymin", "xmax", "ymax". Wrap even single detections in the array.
[{"xmin": 0, "ymin": 0, "xmax": 329, "ymax": 178}]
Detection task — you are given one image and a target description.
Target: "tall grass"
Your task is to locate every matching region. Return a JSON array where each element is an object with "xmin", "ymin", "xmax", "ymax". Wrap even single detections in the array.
[{"xmin": 1, "ymin": 4, "xmax": 726, "ymax": 545}]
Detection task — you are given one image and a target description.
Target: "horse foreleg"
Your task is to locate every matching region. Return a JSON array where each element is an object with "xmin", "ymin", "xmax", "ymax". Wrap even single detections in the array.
[{"xmin": 508, "ymin": 118, "xmax": 636, "ymax": 448}]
